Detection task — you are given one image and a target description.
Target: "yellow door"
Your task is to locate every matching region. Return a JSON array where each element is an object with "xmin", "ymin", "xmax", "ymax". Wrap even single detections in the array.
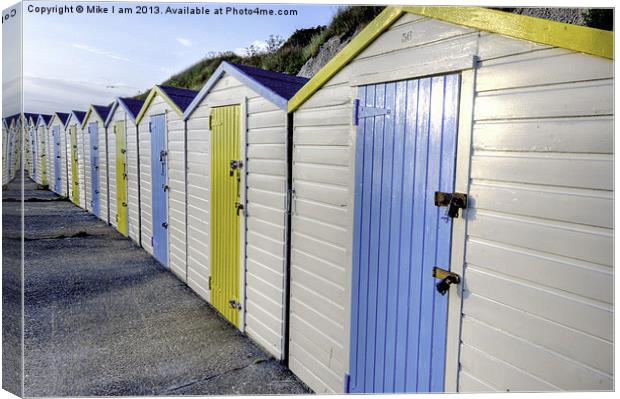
[
  {"xmin": 210, "ymin": 105, "xmax": 242, "ymax": 327},
  {"xmin": 115, "ymin": 121, "xmax": 128, "ymax": 236},
  {"xmin": 70, "ymin": 126, "xmax": 79, "ymax": 204},
  {"xmin": 39, "ymin": 126, "xmax": 47, "ymax": 186}
]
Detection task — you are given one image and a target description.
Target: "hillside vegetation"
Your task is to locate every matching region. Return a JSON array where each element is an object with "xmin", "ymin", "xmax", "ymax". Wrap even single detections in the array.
[
  {"xmin": 137, "ymin": 6, "xmax": 383, "ymax": 97},
  {"xmin": 139, "ymin": 6, "xmax": 612, "ymax": 99}
]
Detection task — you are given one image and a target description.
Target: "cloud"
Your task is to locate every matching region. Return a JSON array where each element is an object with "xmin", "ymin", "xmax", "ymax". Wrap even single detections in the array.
[
  {"xmin": 233, "ymin": 40, "xmax": 269, "ymax": 57},
  {"xmin": 22, "ymin": 75, "xmax": 144, "ymax": 114},
  {"xmin": 72, "ymin": 43, "xmax": 132, "ymax": 62},
  {"xmin": 176, "ymin": 37, "xmax": 192, "ymax": 47}
]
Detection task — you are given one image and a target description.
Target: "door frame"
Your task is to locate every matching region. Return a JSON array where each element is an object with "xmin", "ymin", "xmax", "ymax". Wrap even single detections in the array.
[
  {"xmin": 207, "ymin": 99, "xmax": 248, "ymax": 332},
  {"xmin": 442, "ymin": 68, "xmax": 475, "ymax": 393},
  {"xmin": 115, "ymin": 119, "xmax": 129, "ymax": 236},
  {"xmin": 150, "ymin": 112, "xmax": 169, "ymax": 266},
  {"xmin": 89, "ymin": 121, "xmax": 100, "ymax": 216},
  {"xmin": 343, "ymin": 68, "xmax": 476, "ymax": 393}
]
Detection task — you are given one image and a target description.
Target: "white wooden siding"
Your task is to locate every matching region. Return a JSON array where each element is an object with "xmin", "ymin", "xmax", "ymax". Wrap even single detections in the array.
[
  {"xmin": 98, "ymin": 119, "xmax": 109, "ymax": 223},
  {"xmin": 66, "ymin": 119, "xmax": 83, "ymax": 208},
  {"xmin": 126, "ymin": 117, "xmax": 141, "ymax": 245},
  {"xmin": 83, "ymin": 119, "xmax": 91, "ymax": 212},
  {"xmin": 186, "ymin": 72, "xmax": 289, "ymax": 359},
  {"xmin": 45, "ymin": 122, "xmax": 55, "ymax": 193},
  {"xmin": 51, "ymin": 121, "xmax": 68, "ymax": 197},
  {"xmin": 289, "ymin": 12, "xmax": 613, "ymax": 394},
  {"xmin": 2, "ymin": 126, "xmax": 8, "ymax": 185},
  {"xmin": 108, "ymin": 110, "xmax": 119, "ymax": 229}
]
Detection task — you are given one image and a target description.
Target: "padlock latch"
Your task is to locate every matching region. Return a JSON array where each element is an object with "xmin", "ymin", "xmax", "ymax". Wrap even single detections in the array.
[{"xmin": 434, "ymin": 191, "xmax": 468, "ymax": 218}]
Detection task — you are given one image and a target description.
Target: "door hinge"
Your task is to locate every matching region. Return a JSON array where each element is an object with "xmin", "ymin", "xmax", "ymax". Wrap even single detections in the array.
[
  {"xmin": 208, "ymin": 276, "xmax": 212, "ymax": 290},
  {"xmin": 344, "ymin": 373, "xmax": 351, "ymax": 393},
  {"xmin": 151, "ymin": 236, "xmax": 154, "ymax": 246},
  {"xmin": 353, "ymin": 98, "xmax": 391, "ymax": 126}
]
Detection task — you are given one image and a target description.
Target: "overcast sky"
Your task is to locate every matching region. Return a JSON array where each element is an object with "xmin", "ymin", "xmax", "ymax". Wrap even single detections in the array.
[{"xmin": 3, "ymin": 1, "xmax": 338, "ymax": 116}]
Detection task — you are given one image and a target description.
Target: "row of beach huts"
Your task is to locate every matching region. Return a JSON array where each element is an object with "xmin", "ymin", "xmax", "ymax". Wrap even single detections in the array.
[{"xmin": 2, "ymin": 7, "xmax": 614, "ymax": 393}]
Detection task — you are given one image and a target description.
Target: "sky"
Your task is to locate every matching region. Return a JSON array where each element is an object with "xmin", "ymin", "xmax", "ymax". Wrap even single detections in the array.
[{"xmin": 3, "ymin": 1, "xmax": 339, "ymax": 116}]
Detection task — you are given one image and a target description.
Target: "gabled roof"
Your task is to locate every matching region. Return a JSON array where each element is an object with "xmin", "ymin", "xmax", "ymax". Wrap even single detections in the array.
[
  {"xmin": 135, "ymin": 85, "xmax": 198, "ymax": 124},
  {"xmin": 105, "ymin": 97, "xmax": 145, "ymax": 126},
  {"xmin": 51, "ymin": 112, "xmax": 70, "ymax": 128},
  {"xmin": 8, "ymin": 114, "xmax": 20, "ymax": 129},
  {"xmin": 23, "ymin": 112, "xmax": 38, "ymax": 126},
  {"xmin": 82, "ymin": 104, "xmax": 111, "ymax": 129},
  {"xmin": 72, "ymin": 111, "xmax": 87, "ymax": 125},
  {"xmin": 288, "ymin": 6, "xmax": 614, "ymax": 112},
  {"xmin": 184, "ymin": 61, "xmax": 308, "ymax": 118},
  {"xmin": 36, "ymin": 114, "xmax": 52, "ymax": 127}
]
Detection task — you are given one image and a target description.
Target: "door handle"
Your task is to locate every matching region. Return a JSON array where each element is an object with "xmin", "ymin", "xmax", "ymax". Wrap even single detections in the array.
[
  {"xmin": 432, "ymin": 267, "xmax": 460, "ymax": 296},
  {"xmin": 162, "ymin": 184, "xmax": 169, "ymax": 192},
  {"xmin": 235, "ymin": 202, "xmax": 244, "ymax": 216},
  {"xmin": 162, "ymin": 222, "xmax": 168, "ymax": 229}
]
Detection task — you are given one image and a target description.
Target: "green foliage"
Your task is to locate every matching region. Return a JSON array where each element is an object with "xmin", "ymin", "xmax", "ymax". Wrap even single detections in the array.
[
  {"xmin": 584, "ymin": 9, "xmax": 613, "ymax": 31},
  {"xmin": 135, "ymin": 5, "xmax": 386, "ymax": 97}
]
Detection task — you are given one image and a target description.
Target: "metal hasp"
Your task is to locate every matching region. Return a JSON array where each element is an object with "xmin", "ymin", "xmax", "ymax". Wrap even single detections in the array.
[
  {"xmin": 432, "ymin": 266, "xmax": 461, "ymax": 296},
  {"xmin": 434, "ymin": 191, "xmax": 468, "ymax": 218},
  {"xmin": 229, "ymin": 159, "xmax": 243, "ymax": 176}
]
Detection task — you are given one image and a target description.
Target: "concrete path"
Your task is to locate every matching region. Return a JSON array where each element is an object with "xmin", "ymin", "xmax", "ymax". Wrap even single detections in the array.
[{"xmin": 3, "ymin": 175, "xmax": 310, "ymax": 396}]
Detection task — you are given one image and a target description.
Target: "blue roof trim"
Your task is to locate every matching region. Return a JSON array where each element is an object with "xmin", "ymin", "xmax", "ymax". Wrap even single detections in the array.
[
  {"xmin": 36, "ymin": 114, "xmax": 52, "ymax": 127},
  {"xmin": 55, "ymin": 112, "xmax": 70, "ymax": 127},
  {"xmin": 72, "ymin": 110, "xmax": 87, "ymax": 124},
  {"xmin": 104, "ymin": 100, "xmax": 120, "ymax": 127},
  {"xmin": 184, "ymin": 61, "xmax": 308, "ymax": 119},
  {"xmin": 120, "ymin": 97, "xmax": 145, "ymax": 121},
  {"xmin": 92, "ymin": 104, "xmax": 112, "ymax": 123},
  {"xmin": 159, "ymin": 86, "xmax": 198, "ymax": 113},
  {"xmin": 105, "ymin": 97, "xmax": 145, "ymax": 126}
]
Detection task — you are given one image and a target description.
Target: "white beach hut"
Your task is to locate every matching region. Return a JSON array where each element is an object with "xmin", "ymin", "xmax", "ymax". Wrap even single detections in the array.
[
  {"xmin": 183, "ymin": 61, "xmax": 307, "ymax": 358},
  {"xmin": 134, "ymin": 86, "xmax": 198, "ymax": 273},
  {"xmin": 286, "ymin": 6, "xmax": 613, "ymax": 394},
  {"xmin": 104, "ymin": 97, "xmax": 145, "ymax": 241}
]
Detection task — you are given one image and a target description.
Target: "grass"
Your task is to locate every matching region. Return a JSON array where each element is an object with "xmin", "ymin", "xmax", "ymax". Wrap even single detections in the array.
[{"xmin": 136, "ymin": 5, "xmax": 385, "ymax": 98}]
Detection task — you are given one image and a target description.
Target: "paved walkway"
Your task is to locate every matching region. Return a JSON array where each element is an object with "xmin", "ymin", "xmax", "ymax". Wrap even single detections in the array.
[{"xmin": 3, "ymin": 174, "xmax": 310, "ymax": 396}]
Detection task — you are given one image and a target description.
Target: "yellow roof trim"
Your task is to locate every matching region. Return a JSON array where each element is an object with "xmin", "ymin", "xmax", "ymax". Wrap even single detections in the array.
[
  {"xmin": 289, "ymin": 6, "xmax": 613, "ymax": 112},
  {"xmin": 288, "ymin": 6, "xmax": 404, "ymax": 113},
  {"xmin": 81, "ymin": 106, "xmax": 105, "ymax": 129},
  {"xmin": 135, "ymin": 85, "xmax": 184, "ymax": 125},
  {"xmin": 404, "ymin": 6, "xmax": 612, "ymax": 59}
]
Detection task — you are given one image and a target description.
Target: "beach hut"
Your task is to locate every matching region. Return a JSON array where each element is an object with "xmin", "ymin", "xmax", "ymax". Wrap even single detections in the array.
[
  {"xmin": 183, "ymin": 62, "xmax": 307, "ymax": 358},
  {"xmin": 135, "ymin": 85, "xmax": 198, "ymax": 273},
  {"xmin": 2, "ymin": 117, "xmax": 9, "ymax": 186},
  {"xmin": 66, "ymin": 111, "xmax": 87, "ymax": 207},
  {"xmin": 104, "ymin": 97, "xmax": 145, "ymax": 241},
  {"xmin": 35, "ymin": 114, "xmax": 52, "ymax": 189},
  {"xmin": 285, "ymin": 6, "xmax": 613, "ymax": 394},
  {"xmin": 49, "ymin": 112, "xmax": 70, "ymax": 196},
  {"xmin": 6, "ymin": 115, "xmax": 20, "ymax": 181},
  {"xmin": 82, "ymin": 105, "xmax": 112, "ymax": 222},
  {"xmin": 23, "ymin": 113, "xmax": 38, "ymax": 181}
]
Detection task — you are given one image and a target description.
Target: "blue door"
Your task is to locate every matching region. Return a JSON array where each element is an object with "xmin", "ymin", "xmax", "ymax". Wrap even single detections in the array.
[
  {"xmin": 32, "ymin": 129, "xmax": 37, "ymax": 178},
  {"xmin": 349, "ymin": 74, "xmax": 461, "ymax": 393},
  {"xmin": 53, "ymin": 126, "xmax": 61, "ymax": 193},
  {"xmin": 150, "ymin": 114, "xmax": 168, "ymax": 267},
  {"xmin": 89, "ymin": 122, "xmax": 100, "ymax": 216}
]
